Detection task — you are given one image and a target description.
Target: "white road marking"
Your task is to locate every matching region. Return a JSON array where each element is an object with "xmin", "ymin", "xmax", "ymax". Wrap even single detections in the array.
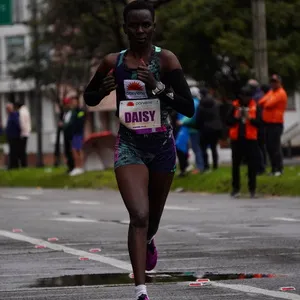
[
  {"xmin": 50, "ymin": 217, "xmax": 98, "ymax": 223},
  {"xmin": 273, "ymin": 217, "xmax": 300, "ymax": 222},
  {"xmin": 212, "ymin": 282, "xmax": 300, "ymax": 299},
  {"xmin": 1, "ymin": 194, "xmax": 30, "ymax": 201},
  {"xmin": 0, "ymin": 230, "xmax": 132, "ymax": 271},
  {"xmin": 165, "ymin": 205, "xmax": 199, "ymax": 211},
  {"xmin": 209, "ymin": 236, "xmax": 261, "ymax": 240},
  {"xmin": 70, "ymin": 200, "xmax": 100, "ymax": 205}
]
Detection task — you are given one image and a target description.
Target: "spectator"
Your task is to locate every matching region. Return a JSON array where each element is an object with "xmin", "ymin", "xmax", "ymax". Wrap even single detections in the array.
[
  {"xmin": 5, "ymin": 103, "xmax": 21, "ymax": 169},
  {"xmin": 196, "ymin": 88, "xmax": 222, "ymax": 171},
  {"xmin": 179, "ymin": 87, "xmax": 204, "ymax": 174},
  {"xmin": 15, "ymin": 100, "xmax": 31, "ymax": 167},
  {"xmin": 260, "ymin": 84, "xmax": 270, "ymax": 95},
  {"xmin": 247, "ymin": 79, "xmax": 264, "ymax": 102},
  {"xmin": 69, "ymin": 97, "xmax": 86, "ymax": 177},
  {"xmin": 259, "ymin": 74, "xmax": 287, "ymax": 176},
  {"xmin": 61, "ymin": 98, "xmax": 75, "ymax": 174},
  {"xmin": 226, "ymin": 86, "xmax": 261, "ymax": 198},
  {"xmin": 175, "ymin": 112, "xmax": 189, "ymax": 177},
  {"xmin": 247, "ymin": 79, "xmax": 266, "ymax": 174}
]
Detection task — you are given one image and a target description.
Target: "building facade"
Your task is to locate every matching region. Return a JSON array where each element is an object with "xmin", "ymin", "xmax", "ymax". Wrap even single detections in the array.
[{"xmin": 0, "ymin": 0, "xmax": 56, "ymax": 163}]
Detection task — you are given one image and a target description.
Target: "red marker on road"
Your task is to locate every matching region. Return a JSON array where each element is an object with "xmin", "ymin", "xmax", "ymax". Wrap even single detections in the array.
[
  {"xmin": 196, "ymin": 279, "xmax": 211, "ymax": 285},
  {"xmin": 12, "ymin": 229, "xmax": 23, "ymax": 233},
  {"xmin": 89, "ymin": 248, "xmax": 101, "ymax": 253},
  {"xmin": 79, "ymin": 257, "xmax": 89, "ymax": 261},
  {"xmin": 47, "ymin": 237, "xmax": 58, "ymax": 242},
  {"xmin": 35, "ymin": 245, "xmax": 46, "ymax": 249},
  {"xmin": 189, "ymin": 282, "xmax": 205, "ymax": 287},
  {"xmin": 279, "ymin": 287, "xmax": 296, "ymax": 292}
]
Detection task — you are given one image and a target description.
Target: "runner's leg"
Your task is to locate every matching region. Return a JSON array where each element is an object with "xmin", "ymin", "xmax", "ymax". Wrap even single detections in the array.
[
  {"xmin": 115, "ymin": 164, "xmax": 149, "ymax": 286},
  {"xmin": 147, "ymin": 172, "xmax": 174, "ymax": 241}
]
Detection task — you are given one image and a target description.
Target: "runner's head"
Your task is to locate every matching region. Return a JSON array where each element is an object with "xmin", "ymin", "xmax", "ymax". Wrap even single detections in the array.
[{"xmin": 123, "ymin": 1, "xmax": 155, "ymax": 47}]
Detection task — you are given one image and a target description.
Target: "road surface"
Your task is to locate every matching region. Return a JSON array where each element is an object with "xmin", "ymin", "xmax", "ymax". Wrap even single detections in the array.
[{"xmin": 0, "ymin": 188, "xmax": 300, "ymax": 299}]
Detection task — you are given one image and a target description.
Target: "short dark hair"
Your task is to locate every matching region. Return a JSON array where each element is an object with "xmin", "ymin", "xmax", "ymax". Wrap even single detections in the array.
[
  {"xmin": 240, "ymin": 85, "xmax": 253, "ymax": 97},
  {"xmin": 123, "ymin": 1, "xmax": 155, "ymax": 23}
]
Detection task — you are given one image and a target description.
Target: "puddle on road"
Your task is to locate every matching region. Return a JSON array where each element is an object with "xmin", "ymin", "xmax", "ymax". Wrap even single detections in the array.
[{"xmin": 31, "ymin": 272, "xmax": 279, "ymax": 288}]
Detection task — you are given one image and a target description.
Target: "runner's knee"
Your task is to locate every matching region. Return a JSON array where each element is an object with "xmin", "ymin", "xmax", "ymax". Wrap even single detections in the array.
[{"xmin": 130, "ymin": 210, "xmax": 149, "ymax": 228}]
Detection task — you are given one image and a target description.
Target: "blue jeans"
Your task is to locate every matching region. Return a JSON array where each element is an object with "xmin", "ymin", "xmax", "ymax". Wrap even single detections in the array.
[{"xmin": 190, "ymin": 132, "xmax": 204, "ymax": 171}]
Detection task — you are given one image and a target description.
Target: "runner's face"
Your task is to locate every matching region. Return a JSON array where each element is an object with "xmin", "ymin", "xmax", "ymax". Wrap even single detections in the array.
[{"xmin": 124, "ymin": 9, "xmax": 155, "ymax": 46}]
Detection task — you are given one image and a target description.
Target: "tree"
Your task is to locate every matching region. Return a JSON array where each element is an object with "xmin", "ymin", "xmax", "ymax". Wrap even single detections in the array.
[{"xmin": 156, "ymin": 0, "xmax": 300, "ymax": 94}]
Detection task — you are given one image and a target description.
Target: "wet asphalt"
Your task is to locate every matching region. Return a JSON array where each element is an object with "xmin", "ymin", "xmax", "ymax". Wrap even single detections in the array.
[{"xmin": 0, "ymin": 188, "xmax": 300, "ymax": 300}]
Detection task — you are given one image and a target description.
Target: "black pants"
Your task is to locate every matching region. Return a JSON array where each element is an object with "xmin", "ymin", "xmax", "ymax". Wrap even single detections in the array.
[
  {"xmin": 176, "ymin": 148, "xmax": 188, "ymax": 173},
  {"xmin": 257, "ymin": 125, "xmax": 267, "ymax": 173},
  {"xmin": 200, "ymin": 133, "xmax": 219, "ymax": 170},
  {"xmin": 64, "ymin": 133, "xmax": 74, "ymax": 172},
  {"xmin": 265, "ymin": 123, "xmax": 283, "ymax": 173},
  {"xmin": 19, "ymin": 137, "xmax": 28, "ymax": 167},
  {"xmin": 8, "ymin": 138, "xmax": 20, "ymax": 169},
  {"xmin": 231, "ymin": 139, "xmax": 259, "ymax": 193}
]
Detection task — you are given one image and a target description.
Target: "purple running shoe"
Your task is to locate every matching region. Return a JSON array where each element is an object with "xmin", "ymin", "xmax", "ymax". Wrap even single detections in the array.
[{"xmin": 146, "ymin": 239, "xmax": 158, "ymax": 271}]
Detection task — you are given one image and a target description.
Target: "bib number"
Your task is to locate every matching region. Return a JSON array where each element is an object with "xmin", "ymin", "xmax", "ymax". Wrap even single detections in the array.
[{"xmin": 119, "ymin": 99, "xmax": 164, "ymax": 134}]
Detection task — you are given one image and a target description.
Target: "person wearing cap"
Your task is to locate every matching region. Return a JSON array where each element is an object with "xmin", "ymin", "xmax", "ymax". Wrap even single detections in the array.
[
  {"xmin": 259, "ymin": 74, "xmax": 287, "ymax": 176},
  {"xmin": 227, "ymin": 86, "xmax": 261, "ymax": 198},
  {"xmin": 60, "ymin": 98, "xmax": 75, "ymax": 174}
]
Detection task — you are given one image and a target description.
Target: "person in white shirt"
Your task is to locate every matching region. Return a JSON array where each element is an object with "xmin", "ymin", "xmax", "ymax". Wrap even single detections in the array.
[{"xmin": 16, "ymin": 101, "xmax": 31, "ymax": 167}]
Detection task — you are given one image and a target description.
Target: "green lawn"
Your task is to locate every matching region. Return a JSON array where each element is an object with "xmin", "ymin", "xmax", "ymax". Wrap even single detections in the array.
[{"xmin": 0, "ymin": 166, "xmax": 300, "ymax": 196}]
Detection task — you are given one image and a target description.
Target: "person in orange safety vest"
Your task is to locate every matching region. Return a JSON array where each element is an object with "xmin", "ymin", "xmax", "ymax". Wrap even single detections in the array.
[
  {"xmin": 227, "ymin": 85, "xmax": 262, "ymax": 198},
  {"xmin": 259, "ymin": 74, "xmax": 287, "ymax": 176}
]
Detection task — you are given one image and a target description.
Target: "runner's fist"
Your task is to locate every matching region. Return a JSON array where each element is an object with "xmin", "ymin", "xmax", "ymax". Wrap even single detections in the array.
[
  {"xmin": 101, "ymin": 69, "xmax": 117, "ymax": 96},
  {"xmin": 137, "ymin": 59, "xmax": 157, "ymax": 90}
]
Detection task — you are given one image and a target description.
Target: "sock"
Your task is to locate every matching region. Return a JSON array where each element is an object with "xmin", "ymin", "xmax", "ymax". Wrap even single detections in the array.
[{"xmin": 135, "ymin": 284, "xmax": 147, "ymax": 298}]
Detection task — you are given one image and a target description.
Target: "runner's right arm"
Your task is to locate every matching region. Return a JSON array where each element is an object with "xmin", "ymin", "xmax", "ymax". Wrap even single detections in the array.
[{"xmin": 84, "ymin": 54, "xmax": 118, "ymax": 107}]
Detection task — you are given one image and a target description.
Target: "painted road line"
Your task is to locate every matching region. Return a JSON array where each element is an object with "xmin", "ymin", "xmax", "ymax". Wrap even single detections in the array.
[
  {"xmin": 70, "ymin": 200, "xmax": 101, "ymax": 205},
  {"xmin": 165, "ymin": 205, "xmax": 199, "ymax": 211},
  {"xmin": 273, "ymin": 217, "xmax": 300, "ymax": 222},
  {"xmin": 1, "ymin": 194, "xmax": 30, "ymax": 200},
  {"xmin": 212, "ymin": 282, "xmax": 300, "ymax": 299},
  {"xmin": 49, "ymin": 217, "xmax": 98, "ymax": 223},
  {"xmin": 0, "ymin": 230, "xmax": 132, "ymax": 271}
]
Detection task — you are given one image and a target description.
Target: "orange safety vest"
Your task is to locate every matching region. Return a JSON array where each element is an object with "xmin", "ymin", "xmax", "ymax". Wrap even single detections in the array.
[{"xmin": 229, "ymin": 99, "xmax": 258, "ymax": 140}]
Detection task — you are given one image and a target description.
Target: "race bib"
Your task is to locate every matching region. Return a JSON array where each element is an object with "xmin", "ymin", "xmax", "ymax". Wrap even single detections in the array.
[
  {"xmin": 119, "ymin": 99, "xmax": 165, "ymax": 134},
  {"xmin": 124, "ymin": 80, "xmax": 148, "ymax": 100}
]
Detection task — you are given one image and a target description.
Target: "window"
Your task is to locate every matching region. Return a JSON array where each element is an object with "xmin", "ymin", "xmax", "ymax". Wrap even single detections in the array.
[{"xmin": 5, "ymin": 35, "xmax": 25, "ymax": 63}]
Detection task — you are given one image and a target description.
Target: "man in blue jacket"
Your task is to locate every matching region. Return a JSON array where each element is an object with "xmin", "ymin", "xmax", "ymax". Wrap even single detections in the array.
[{"xmin": 5, "ymin": 103, "xmax": 21, "ymax": 169}]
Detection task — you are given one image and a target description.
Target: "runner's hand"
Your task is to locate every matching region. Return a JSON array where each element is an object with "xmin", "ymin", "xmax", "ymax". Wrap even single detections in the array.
[
  {"xmin": 137, "ymin": 60, "xmax": 157, "ymax": 90},
  {"xmin": 101, "ymin": 69, "xmax": 117, "ymax": 95}
]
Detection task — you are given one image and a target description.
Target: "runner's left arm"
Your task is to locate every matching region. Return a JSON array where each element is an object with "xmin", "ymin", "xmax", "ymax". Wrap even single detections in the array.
[{"xmin": 159, "ymin": 50, "xmax": 194, "ymax": 118}]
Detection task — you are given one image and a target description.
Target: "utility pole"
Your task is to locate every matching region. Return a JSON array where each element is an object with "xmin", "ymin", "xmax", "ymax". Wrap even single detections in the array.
[
  {"xmin": 31, "ymin": 0, "xmax": 43, "ymax": 167},
  {"xmin": 252, "ymin": 0, "xmax": 269, "ymax": 84}
]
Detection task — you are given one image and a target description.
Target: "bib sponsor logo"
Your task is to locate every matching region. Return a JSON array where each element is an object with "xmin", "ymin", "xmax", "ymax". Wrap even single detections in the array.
[{"xmin": 124, "ymin": 80, "xmax": 147, "ymax": 99}]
